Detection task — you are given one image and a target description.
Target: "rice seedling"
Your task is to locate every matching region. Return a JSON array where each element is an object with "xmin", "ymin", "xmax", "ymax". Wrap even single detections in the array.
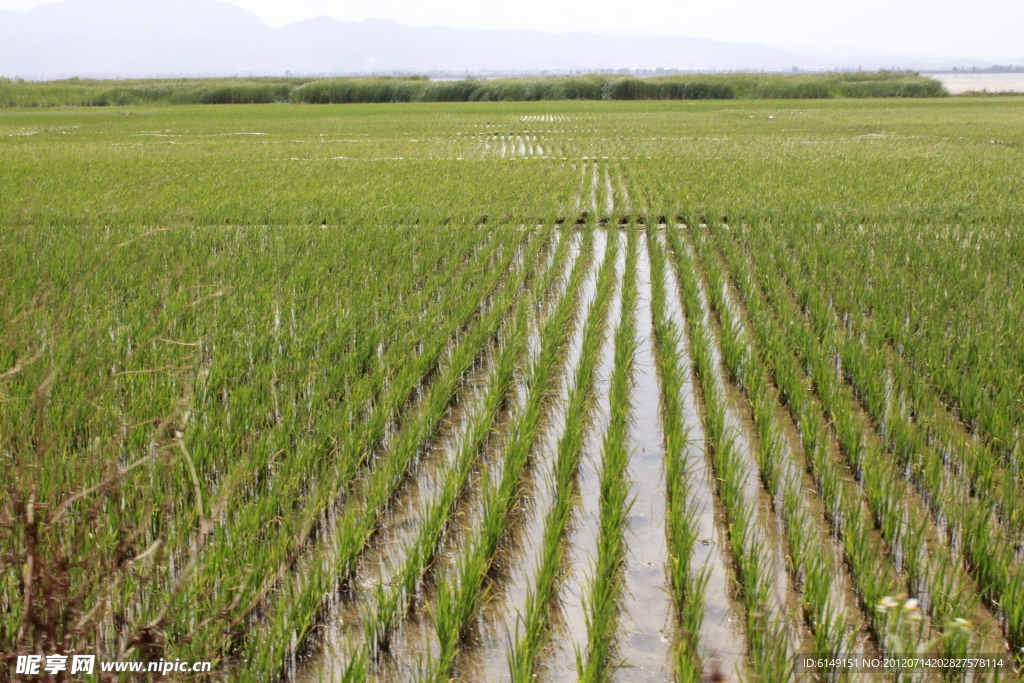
[
  {"xmin": 678, "ymin": 223, "xmax": 864, "ymax": 680},
  {"xmin": 704, "ymin": 221, "xmax": 1004, "ymax": 671},
  {"xmin": 4, "ymin": 95, "xmax": 1024, "ymax": 682},
  {"xmin": 507, "ymin": 226, "xmax": 619, "ymax": 681},
  {"xmin": 663, "ymin": 225, "xmax": 793, "ymax": 682},
  {"xmin": 577, "ymin": 224, "xmax": 638, "ymax": 683},
  {"xmin": 754, "ymin": 228, "xmax": 1024, "ymax": 657},
  {"xmin": 341, "ymin": 226, "xmax": 566, "ymax": 674},
  {"xmin": 646, "ymin": 230, "xmax": 709, "ymax": 682},
  {"xmin": 418, "ymin": 225, "xmax": 593, "ymax": 682}
]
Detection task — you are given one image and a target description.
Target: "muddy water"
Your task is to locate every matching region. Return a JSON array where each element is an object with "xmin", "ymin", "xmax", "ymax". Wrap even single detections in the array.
[
  {"xmin": 460, "ymin": 230, "xmax": 605, "ymax": 681},
  {"xmin": 611, "ymin": 229, "xmax": 674, "ymax": 683},
  {"xmin": 657, "ymin": 231, "xmax": 749, "ymax": 681},
  {"xmin": 541, "ymin": 229, "xmax": 626, "ymax": 681}
]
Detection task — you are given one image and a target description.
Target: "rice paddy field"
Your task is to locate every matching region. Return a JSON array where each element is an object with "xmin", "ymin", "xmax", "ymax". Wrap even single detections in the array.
[{"xmin": 2, "ymin": 95, "xmax": 1024, "ymax": 682}]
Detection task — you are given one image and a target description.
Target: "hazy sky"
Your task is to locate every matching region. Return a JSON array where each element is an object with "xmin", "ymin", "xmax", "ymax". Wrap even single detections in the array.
[{"xmin": 2, "ymin": 0, "xmax": 1022, "ymax": 61}]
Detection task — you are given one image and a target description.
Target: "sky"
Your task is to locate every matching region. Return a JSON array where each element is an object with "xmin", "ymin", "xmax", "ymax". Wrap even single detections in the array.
[{"xmin": 1, "ymin": 0, "xmax": 1022, "ymax": 62}]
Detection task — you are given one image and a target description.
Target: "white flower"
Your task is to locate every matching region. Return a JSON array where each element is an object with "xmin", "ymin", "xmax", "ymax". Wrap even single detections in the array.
[{"xmin": 877, "ymin": 596, "xmax": 899, "ymax": 612}]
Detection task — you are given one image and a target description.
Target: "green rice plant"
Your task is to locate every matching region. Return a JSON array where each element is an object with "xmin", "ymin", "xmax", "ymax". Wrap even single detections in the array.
[
  {"xmin": 4, "ymin": 96, "xmax": 1024, "ymax": 682},
  {"xmin": 667, "ymin": 220, "xmax": 905, "ymax": 659},
  {"xmin": 646, "ymin": 231, "xmax": 707, "ymax": 682},
  {"xmin": 418, "ymin": 225, "xmax": 594, "ymax": 682},
  {"xmin": 742, "ymin": 221, "xmax": 1021, "ymax": 657},
  {"xmin": 577, "ymin": 225, "xmax": 638, "ymax": 683},
  {"xmin": 682, "ymin": 223, "xmax": 863, "ymax": 679},
  {"xmin": 664, "ymin": 225, "xmax": 792, "ymax": 682},
  {"xmin": 237, "ymin": 228, "xmax": 551, "ymax": 678},
  {"xmin": 508, "ymin": 226, "xmax": 619, "ymax": 682},
  {"xmin": 350, "ymin": 231, "xmax": 558, "ymax": 671},
  {"xmin": 708, "ymin": 222, "xmax": 991, "ymax": 666},
  {"xmin": 1, "ymin": 222, "xmax": 514, "ymax": 675}
]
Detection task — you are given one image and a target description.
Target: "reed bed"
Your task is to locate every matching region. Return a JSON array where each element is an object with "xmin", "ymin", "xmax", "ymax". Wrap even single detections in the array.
[{"xmin": 0, "ymin": 71, "xmax": 947, "ymax": 108}]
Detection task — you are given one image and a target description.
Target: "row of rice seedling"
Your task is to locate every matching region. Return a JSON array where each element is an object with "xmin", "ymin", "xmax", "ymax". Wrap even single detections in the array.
[
  {"xmin": 465, "ymin": 227, "xmax": 602, "ymax": 677},
  {"xmin": 507, "ymin": 226, "xmax": 619, "ymax": 681},
  {"xmin": 645, "ymin": 231, "xmax": 708, "ymax": 682},
  {"xmin": 1, "ymin": 223, "xmax": 504, "ymax": 672},
  {"xmin": 163, "ymin": 227, "xmax": 528, "ymax": 675},
  {"xmin": 575, "ymin": 226, "xmax": 637, "ymax": 683},
  {"xmin": 749, "ymin": 221, "xmax": 1024, "ymax": 541},
  {"xmin": 663, "ymin": 223, "xmax": 880, "ymax": 679},
  {"xmin": 327, "ymin": 224, "xmax": 575, "ymax": 681},
  {"xmin": 662, "ymin": 224, "xmax": 792, "ymax": 681},
  {"xmin": 268, "ymin": 227, "xmax": 573, "ymax": 675},
  {"xmin": 737, "ymin": 222, "xmax": 1024, "ymax": 659},
  {"xmin": 416, "ymin": 225, "xmax": 593, "ymax": 681},
  {"xmin": 538, "ymin": 229, "xmax": 627, "ymax": 680},
  {"xmin": 692, "ymin": 219, "xmax": 921, "ymax": 661},
  {"xmin": 682, "ymin": 222, "xmax": 888, "ymax": 678},
  {"xmin": 701, "ymin": 222, "xmax": 1003, "ymax": 670},
  {"xmin": 767, "ymin": 220, "xmax": 1024, "ymax": 481},
  {"xmin": 326, "ymin": 224, "xmax": 573, "ymax": 679},
  {"xmin": 609, "ymin": 227, "xmax": 682, "ymax": 677}
]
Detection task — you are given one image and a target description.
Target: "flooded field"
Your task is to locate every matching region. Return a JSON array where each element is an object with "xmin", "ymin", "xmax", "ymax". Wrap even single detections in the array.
[{"xmin": 3, "ymin": 98, "xmax": 1024, "ymax": 682}]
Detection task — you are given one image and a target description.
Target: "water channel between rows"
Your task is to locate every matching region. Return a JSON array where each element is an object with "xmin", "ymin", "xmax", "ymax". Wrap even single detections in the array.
[{"xmin": 289, "ymin": 225, "xmax": 913, "ymax": 683}]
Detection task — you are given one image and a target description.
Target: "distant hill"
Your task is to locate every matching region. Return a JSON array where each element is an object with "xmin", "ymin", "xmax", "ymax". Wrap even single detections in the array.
[{"xmin": 0, "ymin": 0, "xmax": 829, "ymax": 78}]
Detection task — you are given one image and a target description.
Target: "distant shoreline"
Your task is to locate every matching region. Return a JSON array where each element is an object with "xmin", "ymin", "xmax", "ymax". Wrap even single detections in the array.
[{"xmin": 925, "ymin": 72, "xmax": 1024, "ymax": 95}]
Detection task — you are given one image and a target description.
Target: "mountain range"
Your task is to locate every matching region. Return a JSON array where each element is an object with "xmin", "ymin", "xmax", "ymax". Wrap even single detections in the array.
[{"xmin": 0, "ymin": 0, "xmax": 1003, "ymax": 79}]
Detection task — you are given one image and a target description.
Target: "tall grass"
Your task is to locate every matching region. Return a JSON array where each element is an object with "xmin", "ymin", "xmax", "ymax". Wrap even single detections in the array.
[{"xmin": 0, "ymin": 70, "xmax": 947, "ymax": 107}]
